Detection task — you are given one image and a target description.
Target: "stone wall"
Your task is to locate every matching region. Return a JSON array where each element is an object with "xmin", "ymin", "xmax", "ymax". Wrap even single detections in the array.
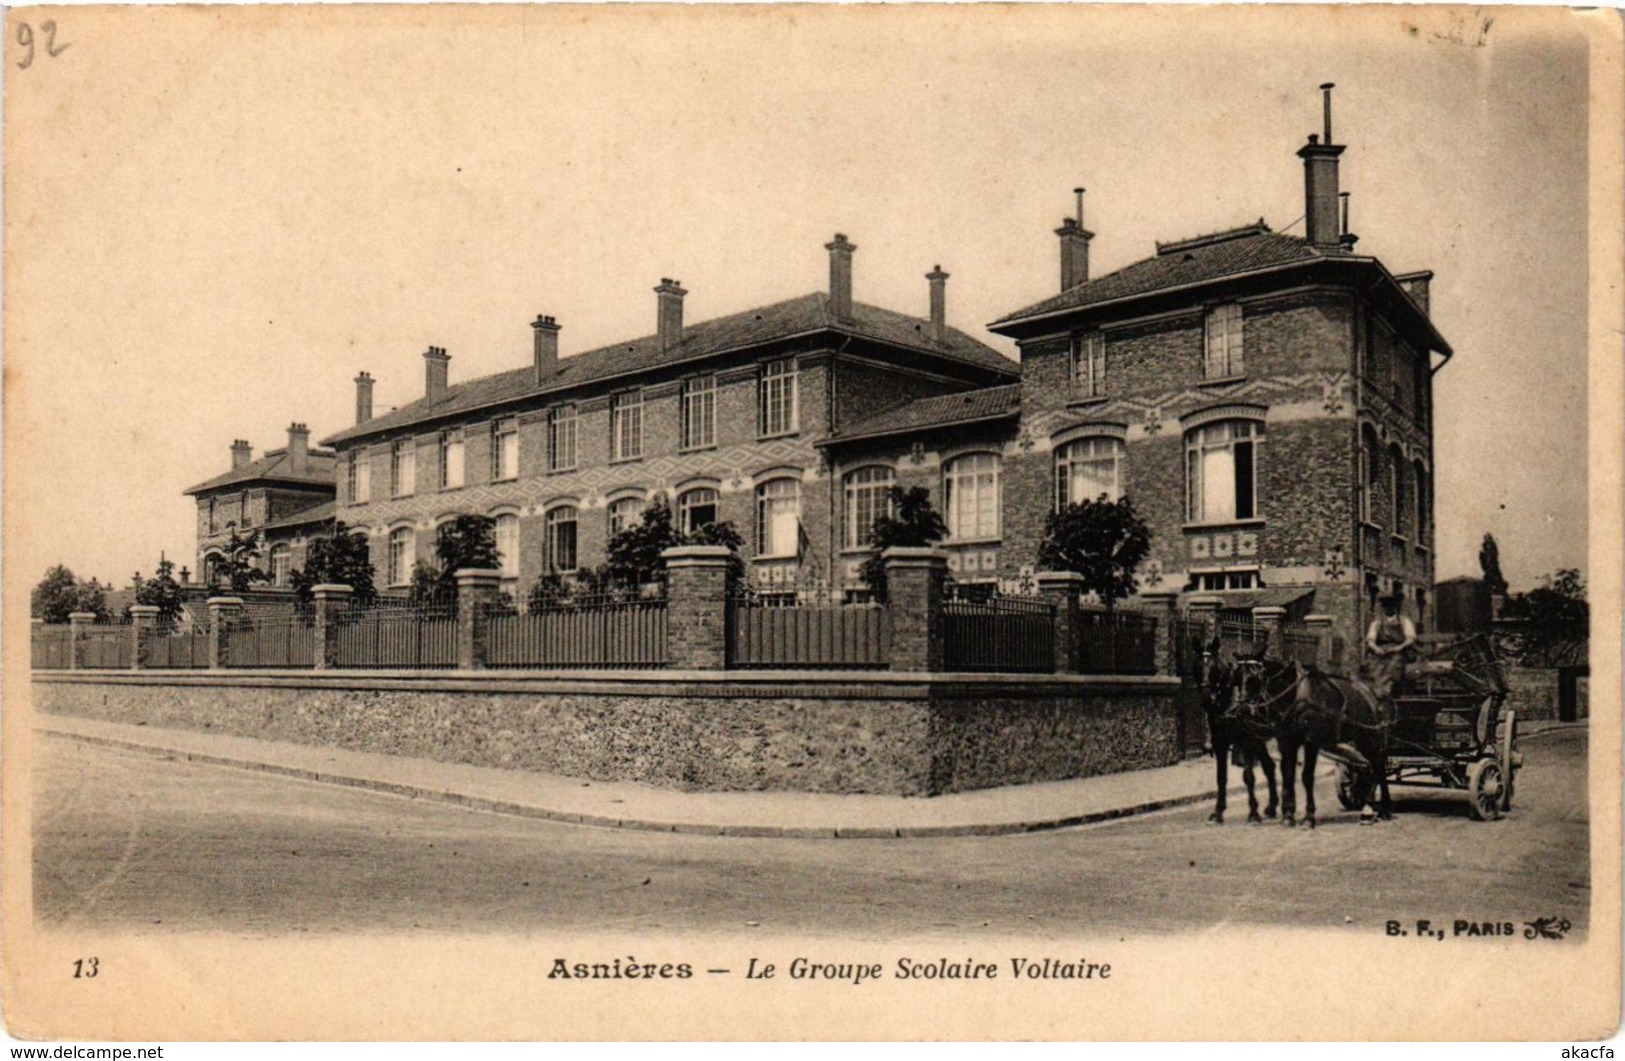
[
  {"xmin": 1504, "ymin": 666, "xmax": 1559, "ymax": 722},
  {"xmin": 33, "ymin": 671, "xmax": 1182, "ymax": 797}
]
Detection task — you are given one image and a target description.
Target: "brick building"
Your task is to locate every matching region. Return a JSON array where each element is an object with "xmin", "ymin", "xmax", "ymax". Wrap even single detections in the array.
[
  {"xmin": 315, "ymin": 238, "xmax": 1017, "ymax": 600},
  {"xmin": 821, "ymin": 85, "xmax": 1447, "ymax": 652},
  {"xmin": 183, "ymin": 424, "xmax": 336, "ymax": 588}
]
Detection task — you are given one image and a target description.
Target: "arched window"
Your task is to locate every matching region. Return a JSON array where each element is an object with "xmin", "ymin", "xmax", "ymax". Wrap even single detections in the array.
[
  {"xmin": 1390, "ymin": 444, "xmax": 1406, "ymax": 536},
  {"xmin": 1359, "ymin": 424, "xmax": 1380, "ymax": 525},
  {"xmin": 943, "ymin": 453, "xmax": 1001, "ymax": 540},
  {"xmin": 493, "ymin": 513, "xmax": 520, "ymax": 581},
  {"xmin": 1185, "ymin": 420, "xmax": 1262, "ymax": 523},
  {"xmin": 544, "ymin": 507, "xmax": 578, "ymax": 573},
  {"xmin": 843, "ymin": 466, "xmax": 896, "ymax": 549},
  {"xmin": 1055, "ymin": 437, "xmax": 1124, "ymax": 508},
  {"xmin": 677, "ymin": 488, "xmax": 719, "ymax": 535},
  {"xmin": 269, "ymin": 544, "xmax": 292, "ymax": 588},
  {"xmin": 387, "ymin": 527, "xmax": 415, "ymax": 587},
  {"xmin": 607, "ymin": 497, "xmax": 643, "ymax": 539},
  {"xmin": 756, "ymin": 478, "xmax": 801, "ymax": 558}
]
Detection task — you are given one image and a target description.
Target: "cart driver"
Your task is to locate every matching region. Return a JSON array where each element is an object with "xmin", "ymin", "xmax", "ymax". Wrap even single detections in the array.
[{"xmin": 1364, "ymin": 592, "xmax": 1418, "ymax": 704}]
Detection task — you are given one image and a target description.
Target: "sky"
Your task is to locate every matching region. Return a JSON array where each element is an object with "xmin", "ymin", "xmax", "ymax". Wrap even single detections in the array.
[{"xmin": 3, "ymin": 4, "xmax": 1599, "ymax": 595}]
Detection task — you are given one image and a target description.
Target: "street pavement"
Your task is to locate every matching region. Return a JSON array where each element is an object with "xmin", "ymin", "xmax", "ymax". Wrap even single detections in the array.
[{"xmin": 31, "ymin": 720, "xmax": 1590, "ymax": 937}]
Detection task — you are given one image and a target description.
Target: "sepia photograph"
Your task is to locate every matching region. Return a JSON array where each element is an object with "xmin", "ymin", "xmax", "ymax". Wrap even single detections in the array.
[{"xmin": 3, "ymin": 2, "xmax": 1619, "ymax": 1042}]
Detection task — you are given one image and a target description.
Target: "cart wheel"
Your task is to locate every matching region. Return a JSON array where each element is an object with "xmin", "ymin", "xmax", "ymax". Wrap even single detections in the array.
[
  {"xmin": 1467, "ymin": 759, "xmax": 1504, "ymax": 821},
  {"xmin": 1336, "ymin": 766, "xmax": 1371, "ymax": 811},
  {"xmin": 1498, "ymin": 710, "xmax": 1517, "ymax": 812}
]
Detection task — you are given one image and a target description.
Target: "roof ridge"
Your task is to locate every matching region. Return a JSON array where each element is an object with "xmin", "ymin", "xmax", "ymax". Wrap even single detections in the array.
[{"xmin": 1155, "ymin": 220, "xmax": 1275, "ymax": 256}]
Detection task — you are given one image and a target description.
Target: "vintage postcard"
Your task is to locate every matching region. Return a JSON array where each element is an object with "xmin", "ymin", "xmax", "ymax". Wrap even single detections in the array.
[{"xmin": 3, "ymin": 3, "xmax": 1619, "ymax": 1042}]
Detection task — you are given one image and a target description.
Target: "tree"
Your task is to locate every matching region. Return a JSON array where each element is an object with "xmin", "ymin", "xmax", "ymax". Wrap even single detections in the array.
[
  {"xmin": 1504, "ymin": 568, "xmax": 1588, "ymax": 667},
  {"xmin": 1479, "ymin": 533, "xmax": 1509, "ymax": 598},
  {"xmin": 858, "ymin": 486, "xmax": 948, "ymax": 603},
  {"xmin": 133, "ymin": 557, "xmax": 186, "ymax": 627},
  {"xmin": 217, "ymin": 528, "xmax": 271, "ymax": 592},
  {"xmin": 31, "ymin": 565, "xmax": 109, "ymax": 623},
  {"xmin": 408, "ymin": 515, "xmax": 500, "ymax": 607},
  {"xmin": 289, "ymin": 522, "xmax": 377, "ymax": 606},
  {"xmin": 1036, "ymin": 496, "xmax": 1153, "ymax": 610},
  {"xmin": 602, "ymin": 497, "xmax": 680, "ymax": 590}
]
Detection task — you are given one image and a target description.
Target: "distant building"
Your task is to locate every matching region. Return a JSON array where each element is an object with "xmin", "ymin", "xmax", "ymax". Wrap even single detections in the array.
[{"xmin": 1436, "ymin": 575, "xmax": 1493, "ymax": 634}]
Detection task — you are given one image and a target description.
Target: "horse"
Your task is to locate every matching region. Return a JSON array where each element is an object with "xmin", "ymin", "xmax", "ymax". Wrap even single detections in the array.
[
  {"xmin": 1194, "ymin": 637, "xmax": 1279, "ymax": 825},
  {"xmin": 1235, "ymin": 658, "xmax": 1392, "ymax": 828}
]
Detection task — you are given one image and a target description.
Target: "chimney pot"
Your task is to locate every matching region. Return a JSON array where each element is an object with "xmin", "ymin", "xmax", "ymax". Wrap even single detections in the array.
[
  {"xmin": 825, "ymin": 234, "xmax": 857, "ymax": 320},
  {"xmin": 926, "ymin": 265, "xmax": 950, "ymax": 343},
  {"xmin": 354, "ymin": 371, "xmax": 375, "ymax": 425},
  {"xmin": 654, "ymin": 280, "xmax": 687, "ymax": 352},
  {"xmin": 424, "ymin": 345, "xmax": 451, "ymax": 404},
  {"xmin": 532, "ymin": 313, "xmax": 562, "ymax": 383}
]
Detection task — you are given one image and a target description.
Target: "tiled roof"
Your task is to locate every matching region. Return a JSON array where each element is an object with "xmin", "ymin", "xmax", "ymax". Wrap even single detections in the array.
[
  {"xmin": 183, "ymin": 450, "xmax": 337, "ymax": 495},
  {"xmin": 993, "ymin": 224, "xmax": 1329, "ymax": 327},
  {"xmin": 261, "ymin": 501, "xmax": 336, "ymax": 531},
  {"xmin": 824, "ymin": 383, "xmax": 1022, "ymax": 444},
  {"xmin": 322, "ymin": 293, "xmax": 1016, "ymax": 446}
]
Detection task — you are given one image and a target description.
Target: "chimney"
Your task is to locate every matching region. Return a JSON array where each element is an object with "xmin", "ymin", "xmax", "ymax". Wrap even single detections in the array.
[
  {"xmin": 926, "ymin": 265, "xmax": 950, "ymax": 343},
  {"xmin": 287, "ymin": 422, "xmax": 310, "ymax": 474},
  {"xmin": 1396, "ymin": 270, "xmax": 1433, "ymax": 317},
  {"xmin": 423, "ymin": 345, "xmax": 450, "ymax": 403},
  {"xmin": 1055, "ymin": 188, "xmax": 1093, "ymax": 292},
  {"xmin": 532, "ymin": 314, "xmax": 561, "ymax": 382},
  {"xmin": 654, "ymin": 280, "xmax": 686, "ymax": 352},
  {"xmin": 1338, "ymin": 191, "xmax": 1359, "ymax": 252},
  {"xmin": 354, "ymin": 371, "xmax": 374, "ymax": 425},
  {"xmin": 825, "ymin": 233, "xmax": 856, "ymax": 320},
  {"xmin": 1297, "ymin": 83, "xmax": 1346, "ymax": 250},
  {"xmin": 230, "ymin": 439, "xmax": 252, "ymax": 469}
]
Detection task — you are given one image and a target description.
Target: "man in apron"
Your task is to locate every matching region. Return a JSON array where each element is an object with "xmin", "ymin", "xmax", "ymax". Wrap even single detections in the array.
[{"xmin": 1364, "ymin": 591, "xmax": 1418, "ymax": 704}]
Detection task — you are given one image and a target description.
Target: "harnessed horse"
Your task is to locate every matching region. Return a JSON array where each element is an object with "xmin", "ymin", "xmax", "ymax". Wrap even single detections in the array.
[
  {"xmin": 1234, "ymin": 658, "xmax": 1393, "ymax": 827},
  {"xmin": 1195, "ymin": 638, "xmax": 1278, "ymax": 825}
]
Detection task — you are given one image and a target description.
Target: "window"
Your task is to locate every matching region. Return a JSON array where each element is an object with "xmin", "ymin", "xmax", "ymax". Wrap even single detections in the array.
[
  {"xmin": 1187, "ymin": 569, "xmax": 1258, "ymax": 592},
  {"xmin": 1414, "ymin": 459, "xmax": 1428, "ymax": 546},
  {"xmin": 493, "ymin": 513, "xmax": 520, "ymax": 582},
  {"xmin": 681, "ymin": 376, "xmax": 716, "ymax": 450},
  {"xmin": 1070, "ymin": 333, "xmax": 1106, "ymax": 399},
  {"xmin": 1204, "ymin": 304, "xmax": 1244, "ymax": 378},
  {"xmin": 269, "ymin": 544, "xmax": 291, "ymax": 588},
  {"xmin": 387, "ymin": 527, "xmax": 414, "ymax": 586},
  {"xmin": 549, "ymin": 405, "xmax": 578, "ymax": 472},
  {"xmin": 843, "ymin": 466, "xmax": 896, "ymax": 548},
  {"xmin": 1359, "ymin": 425, "xmax": 1379, "ymax": 525},
  {"xmin": 348, "ymin": 451, "xmax": 371, "ymax": 504},
  {"xmin": 391, "ymin": 440, "xmax": 415, "ymax": 497},
  {"xmin": 1390, "ymin": 444, "xmax": 1406, "ymax": 537},
  {"xmin": 611, "ymin": 392, "xmax": 643, "ymax": 461},
  {"xmin": 207, "ymin": 499, "xmax": 218, "ymax": 534},
  {"xmin": 1055, "ymin": 437, "xmax": 1124, "ymax": 507},
  {"xmin": 756, "ymin": 479, "xmax": 801, "ymax": 557},
  {"xmin": 1185, "ymin": 420, "xmax": 1262, "ymax": 523},
  {"xmin": 758, "ymin": 360, "xmax": 797, "ymax": 436},
  {"xmin": 943, "ymin": 453, "xmax": 1001, "ymax": 540},
  {"xmin": 677, "ymin": 488, "xmax": 719, "ymax": 535},
  {"xmin": 438, "ymin": 431, "xmax": 465, "ymax": 490},
  {"xmin": 607, "ymin": 497, "xmax": 643, "ymax": 539},
  {"xmin": 491, "ymin": 421, "xmax": 518, "ymax": 481},
  {"xmin": 544, "ymin": 507, "xmax": 578, "ymax": 573}
]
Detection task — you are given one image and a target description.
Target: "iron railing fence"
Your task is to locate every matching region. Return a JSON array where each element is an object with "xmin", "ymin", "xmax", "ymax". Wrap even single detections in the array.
[
  {"xmin": 77, "ymin": 619, "xmax": 134, "ymax": 669},
  {"xmin": 943, "ymin": 594, "xmax": 1056, "ymax": 673},
  {"xmin": 484, "ymin": 597, "xmax": 668, "ymax": 669},
  {"xmin": 1280, "ymin": 625, "xmax": 1324, "ymax": 666},
  {"xmin": 226, "ymin": 615, "xmax": 317, "ymax": 668},
  {"xmin": 1169, "ymin": 617, "xmax": 1209, "ymax": 677},
  {"xmin": 146, "ymin": 625, "xmax": 212, "ymax": 669},
  {"xmin": 331, "ymin": 605, "xmax": 458, "ymax": 669},
  {"xmin": 1076, "ymin": 609, "xmax": 1159, "ymax": 675},
  {"xmin": 1218, "ymin": 620, "xmax": 1269, "ymax": 659},
  {"xmin": 31, "ymin": 626, "xmax": 73, "ymax": 670},
  {"xmin": 727, "ymin": 600, "xmax": 889, "ymax": 669}
]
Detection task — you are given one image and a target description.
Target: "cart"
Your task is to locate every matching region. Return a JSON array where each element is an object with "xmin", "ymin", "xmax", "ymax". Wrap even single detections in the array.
[{"xmin": 1334, "ymin": 634, "xmax": 1521, "ymax": 821}]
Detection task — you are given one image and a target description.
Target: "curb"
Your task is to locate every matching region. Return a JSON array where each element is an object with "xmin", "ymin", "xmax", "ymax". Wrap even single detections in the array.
[{"xmin": 39, "ymin": 725, "xmax": 1222, "ymax": 840}]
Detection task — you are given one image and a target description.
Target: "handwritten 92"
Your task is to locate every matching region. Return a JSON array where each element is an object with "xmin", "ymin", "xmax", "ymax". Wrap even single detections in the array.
[{"xmin": 16, "ymin": 20, "xmax": 69, "ymax": 69}]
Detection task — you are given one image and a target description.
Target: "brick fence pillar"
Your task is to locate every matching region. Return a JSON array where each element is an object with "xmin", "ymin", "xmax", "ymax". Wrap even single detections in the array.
[
  {"xmin": 128, "ymin": 605, "xmax": 160, "ymax": 670},
  {"xmin": 882, "ymin": 547, "xmax": 947, "ymax": 672},
  {"xmin": 67, "ymin": 612, "xmax": 98, "ymax": 671},
  {"xmin": 1035, "ymin": 570, "xmax": 1084, "ymax": 673},
  {"xmin": 311, "ymin": 584, "xmax": 354, "ymax": 670},
  {"xmin": 1253, "ymin": 605, "xmax": 1287, "ymax": 660},
  {"xmin": 1139, "ymin": 590, "xmax": 1180, "ymax": 675},
  {"xmin": 663, "ymin": 545, "xmax": 732, "ymax": 670},
  {"xmin": 206, "ymin": 597, "xmax": 244, "ymax": 670},
  {"xmin": 1304, "ymin": 613, "xmax": 1335, "ymax": 671},
  {"xmin": 1186, "ymin": 595, "xmax": 1221, "ymax": 651},
  {"xmin": 455, "ymin": 568, "xmax": 504, "ymax": 670}
]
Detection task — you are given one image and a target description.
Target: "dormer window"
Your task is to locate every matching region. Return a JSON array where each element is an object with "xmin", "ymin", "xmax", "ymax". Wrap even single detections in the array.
[{"xmin": 1204, "ymin": 304, "xmax": 1244, "ymax": 378}]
